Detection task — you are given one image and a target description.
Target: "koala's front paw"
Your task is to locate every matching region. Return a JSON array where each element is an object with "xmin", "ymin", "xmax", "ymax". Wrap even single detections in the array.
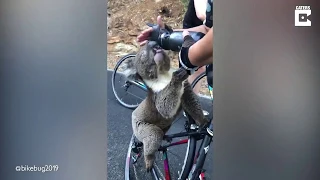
[{"xmin": 173, "ymin": 68, "xmax": 188, "ymax": 82}]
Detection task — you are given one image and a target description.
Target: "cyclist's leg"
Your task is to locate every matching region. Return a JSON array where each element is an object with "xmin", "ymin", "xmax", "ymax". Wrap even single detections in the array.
[{"xmin": 183, "ymin": 0, "xmax": 203, "ymax": 29}]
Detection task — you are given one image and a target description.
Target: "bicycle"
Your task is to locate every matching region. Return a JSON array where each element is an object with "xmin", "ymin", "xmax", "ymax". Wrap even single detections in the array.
[
  {"xmin": 124, "ymin": 65, "xmax": 214, "ymax": 180},
  {"xmin": 111, "ymin": 53, "xmax": 211, "ymax": 110}
]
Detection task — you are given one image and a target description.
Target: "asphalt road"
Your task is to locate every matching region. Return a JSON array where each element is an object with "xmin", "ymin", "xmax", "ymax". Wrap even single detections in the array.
[{"xmin": 107, "ymin": 70, "xmax": 213, "ymax": 180}]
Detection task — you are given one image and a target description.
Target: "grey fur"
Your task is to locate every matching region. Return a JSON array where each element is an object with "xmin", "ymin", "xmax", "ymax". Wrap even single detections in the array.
[{"xmin": 124, "ymin": 41, "xmax": 209, "ymax": 171}]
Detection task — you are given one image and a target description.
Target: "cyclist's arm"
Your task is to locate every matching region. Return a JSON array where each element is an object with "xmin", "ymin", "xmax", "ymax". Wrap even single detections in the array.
[
  {"xmin": 188, "ymin": 27, "xmax": 213, "ymax": 67},
  {"xmin": 174, "ymin": 24, "xmax": 210, "ymax": 34},
  {"xmin": 180, "ymin": 0, "xmax": 213, "ymax": 68}
]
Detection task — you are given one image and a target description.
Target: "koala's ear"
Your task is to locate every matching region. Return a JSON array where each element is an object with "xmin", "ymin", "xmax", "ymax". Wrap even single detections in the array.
[{"xmin": 122, "ymin": 57, "xmax": 138, "ymax": 80}]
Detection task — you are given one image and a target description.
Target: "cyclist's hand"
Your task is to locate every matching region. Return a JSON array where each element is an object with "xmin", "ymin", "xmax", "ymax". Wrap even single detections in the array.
[
  {"xmin": 137, "ymin": 16, "xmax": 165, "ymax": 46},
  {"xmin": 178, "ymin": 30, "xmax": 199, "ymax": 74}
]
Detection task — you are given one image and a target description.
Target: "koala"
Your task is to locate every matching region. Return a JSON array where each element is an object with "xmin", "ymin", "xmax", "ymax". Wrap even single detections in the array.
[{"xmin": 123, "ymin": 41, "xmax": 208, "ymax": 171}]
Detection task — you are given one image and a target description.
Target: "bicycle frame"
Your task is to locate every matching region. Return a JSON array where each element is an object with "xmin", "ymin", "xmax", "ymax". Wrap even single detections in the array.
[
  {"xmin": 187, "ymin": 123, "xmax": 213, "ymax": 180},
  {"xmin": 187, "ymin": 85, "xmax": 213, "ymax": 180},
  {"xmin": 150, "ymin": 127, "xmax": 212, "ymax": 180},
  {"xmin": 125, "ymin": 128, "xmax": 206, "ymax": 180}
]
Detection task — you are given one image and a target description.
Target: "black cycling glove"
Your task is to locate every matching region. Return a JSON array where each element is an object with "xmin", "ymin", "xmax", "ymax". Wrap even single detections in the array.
[{"xmin": 178, "ymin": 35, "xmax": 199, "ymax": 75}]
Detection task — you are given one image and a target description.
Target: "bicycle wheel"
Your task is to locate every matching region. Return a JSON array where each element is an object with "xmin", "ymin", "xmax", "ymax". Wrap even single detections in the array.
[
  {"xmin": 125, "ymin": 118, "xmax": 197, "ymax": 180},
  {"xmin": 111, "ymin": 53, "xmax": 147, "ymax": 109},
  {"xmin": 190, "ymin": 72, "xmax": 213, "ymax": 119},
  {"xmin": 191, "ymin": 72, "xmax": 214, "ymax": 180}
]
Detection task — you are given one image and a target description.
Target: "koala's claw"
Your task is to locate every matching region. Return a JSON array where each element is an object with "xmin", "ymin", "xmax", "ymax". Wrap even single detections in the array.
[
  {"xmin": 146, "ymin": 163, "xmax": 153, "ymax": 172},
  {"xmin": 173, "ymin": 68, "xmax": 188, "ymax": 81},
  {"xmin": 145, "ymin": 155, "xmax": 155, "ymax": 172},
  {"xmin": 198, "ymin": 117, "xmax": 210, "ymax": 130},
  {"xmin": 145, "ymin": 161, "xmax": 154, "ymax": 173}
]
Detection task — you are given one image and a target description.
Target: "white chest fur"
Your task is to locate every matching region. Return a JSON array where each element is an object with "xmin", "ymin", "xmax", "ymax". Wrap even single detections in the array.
[
  {"xmin": 143, "ymin": 68, "xmax": 175, "ymax": 93},
  {"xmin": 144, "ymin": 68, "xmax": 185, "ymax": 118}
]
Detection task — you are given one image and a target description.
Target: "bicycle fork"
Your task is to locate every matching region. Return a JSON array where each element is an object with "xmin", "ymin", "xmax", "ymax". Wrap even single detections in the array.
[{"xmin": 188, "ymin": 126, "xmax": 214, "ymax": 180}]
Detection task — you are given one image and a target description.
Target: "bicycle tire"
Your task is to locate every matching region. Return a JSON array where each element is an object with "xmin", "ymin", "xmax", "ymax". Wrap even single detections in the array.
[
  {"xmin": 188, "ymin": 124, "xmax": 213, "ymax": 180},
  {"xmin": 189, "ymin": 71, "xmax": 214, "ymax": 180},
  {"xmin": 125, "ymin": 118, "xmax": 197, "ymax": 180},
  {"xmin": 111, "ymin": 53, "xmax": 146, "ymax": 109},
  {"xmin": 178, "ymin": 117, "xmax": 197, "ymax": 180},
  {"xmin": 191, "ymin": 71, "xmax": 206, "ymax": 90},
  {"xmin": 190, "ymin": 71, "xmax": 213, "ymax": 119}
]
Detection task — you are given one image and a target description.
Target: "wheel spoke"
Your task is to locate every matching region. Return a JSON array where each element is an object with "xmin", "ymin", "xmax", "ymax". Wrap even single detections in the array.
[
  {"xmin": 171, "ymin": 115, "xmax": 183, "ymax": 126},
  {"xmin": 167, "ymin": 149, "xmax": 183, "ymax": 160},
  {"xmin": 117, "ymin": 86, "xmax": 144, "ymax": 106},
  {"xmin": 133, "ymin": 165, "xmax": 139, "ymax": 180},
  {"xmin": 123, "ymin": 90, "xmax": 144, "ymax": 101},
  {"xmin": 153, "ymin": 163, "xmax": 164, "ymax": 180},
  {"xmin": 112, "ymin": 54, "xmax": 145, "ymax": 109}
]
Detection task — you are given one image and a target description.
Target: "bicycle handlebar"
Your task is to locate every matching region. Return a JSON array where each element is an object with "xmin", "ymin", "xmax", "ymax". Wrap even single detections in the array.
[{"xmin": 146, "ymin": 23, "xmax": 205, "ymax": 52}]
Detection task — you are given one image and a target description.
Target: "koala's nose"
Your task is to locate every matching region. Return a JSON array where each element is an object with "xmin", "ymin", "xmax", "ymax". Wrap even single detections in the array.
[{"xmin": 147, "ymin": 41, "xmax": 157, "ymax": 48}]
